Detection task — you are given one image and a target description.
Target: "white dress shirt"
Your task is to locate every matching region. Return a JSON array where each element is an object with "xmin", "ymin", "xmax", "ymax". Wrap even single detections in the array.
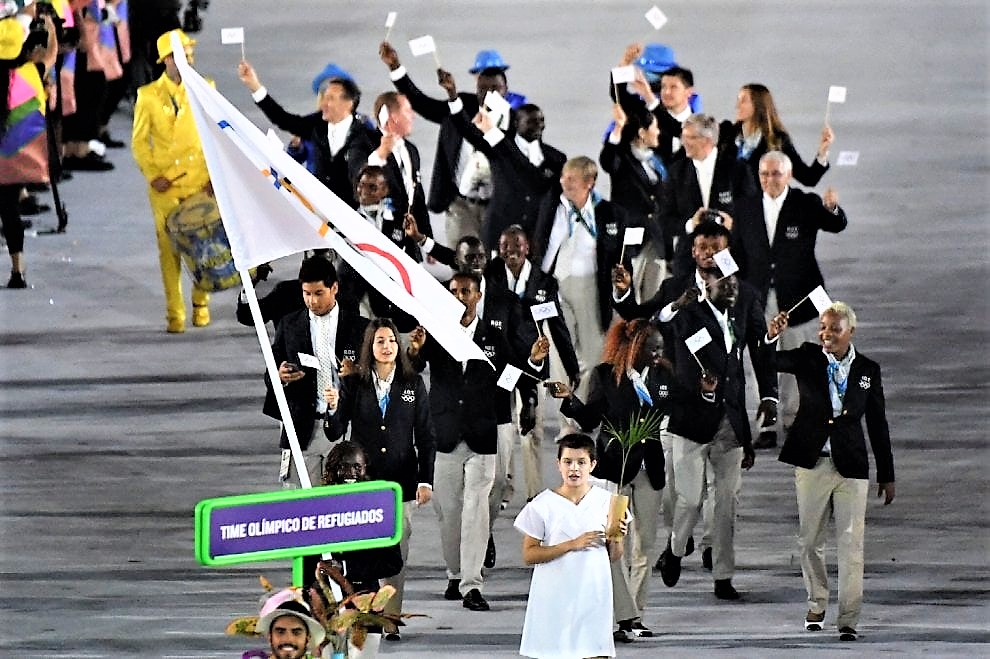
[
  {"xmin": 541, "ymin": 194, "xmax": 597, "ymax": 279},
  {"xmin": 326, "ymin": 114, "xmax": 354, "ymax": 157},
  {"xmin": 763, "ymin": 186, "xmax": 789, "ymax": 245},
  {"xmin": 309, "ymin": 304, "xmax": 340, "ymax": 413},
  {"xmin": 693, "ymin": 147, "xmax": 718, "ymax": 209}
]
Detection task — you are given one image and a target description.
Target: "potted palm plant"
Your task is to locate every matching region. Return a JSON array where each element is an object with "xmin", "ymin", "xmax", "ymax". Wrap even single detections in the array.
[{"xmin": 601, "ymin": 411, "xmax": 664, "ymax": 539}]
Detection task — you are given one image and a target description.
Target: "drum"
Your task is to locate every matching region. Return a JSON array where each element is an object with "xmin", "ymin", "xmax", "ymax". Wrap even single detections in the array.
[{"xmin": 165, "ymin": 192, "xmax": 241, "ymax": 292}]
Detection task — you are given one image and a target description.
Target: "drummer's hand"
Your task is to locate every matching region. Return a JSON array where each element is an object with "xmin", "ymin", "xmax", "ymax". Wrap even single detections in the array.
[
  {"xmin": 150, "ymin": 176, "xmax": 171, "ymax": 193},
  {"xmin": 278, "ymin": 361, "xmax": 305, "ymax": 385}
]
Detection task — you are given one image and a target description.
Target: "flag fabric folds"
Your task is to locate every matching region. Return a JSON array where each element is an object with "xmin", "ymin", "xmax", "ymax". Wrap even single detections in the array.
[{"xmin": 173, "ymin": 41, "xmax": 489, "ymax": 364}]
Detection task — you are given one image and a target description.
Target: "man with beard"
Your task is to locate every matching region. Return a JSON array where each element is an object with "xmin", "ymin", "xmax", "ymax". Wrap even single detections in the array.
[{"xmin": 256, "ymin": 589, "xmax": 326, "ymax": 659}]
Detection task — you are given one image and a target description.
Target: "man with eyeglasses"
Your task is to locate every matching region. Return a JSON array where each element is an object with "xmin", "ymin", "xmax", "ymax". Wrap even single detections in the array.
[{"xmin": 732, "ymin": 150, "xmax": 847, "ymax": 441}]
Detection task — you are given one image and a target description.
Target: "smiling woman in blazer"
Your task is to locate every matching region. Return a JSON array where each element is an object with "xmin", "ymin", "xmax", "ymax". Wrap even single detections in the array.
[
  {"xmin": 324, "ymin": 317, "xmax": 436, "ymax": 640},
  {"xmin": 766, "ymin": 301, "xmax": 894, "ymax": 643}
]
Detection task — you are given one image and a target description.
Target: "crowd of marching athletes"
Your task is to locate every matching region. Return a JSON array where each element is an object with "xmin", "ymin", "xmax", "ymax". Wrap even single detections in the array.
[{"xmin": 3, "ymin": 4, "xmax": 896, "ymax": 656}]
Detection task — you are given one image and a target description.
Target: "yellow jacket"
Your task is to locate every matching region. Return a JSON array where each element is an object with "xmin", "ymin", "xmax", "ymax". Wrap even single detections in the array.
[{"xmin": 131, "ymin": 73, "xmax": 212, "ymax": 200}]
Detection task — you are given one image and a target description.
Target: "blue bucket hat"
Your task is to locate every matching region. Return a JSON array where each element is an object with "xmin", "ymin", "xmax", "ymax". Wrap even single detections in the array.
[
  {"xmin": 636, "ymin": 43, "xmax": 677, "ymax": 77},
  {"xmin": 469, "ymin": 49, "xmax": 509, "ymax": 74},
  {"xmin": 311, "ymin": 63, "xmax": 353, "ymax": 95}
]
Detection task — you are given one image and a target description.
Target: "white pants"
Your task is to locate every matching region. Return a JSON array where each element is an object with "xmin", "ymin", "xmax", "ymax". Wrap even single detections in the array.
[
  {"xmin": 433, "ymin": 443, "xmax": 496, "ymax": 594},
  {"xmin": 281, "ymin": 419, "xmax": 332, "ymax": 489},
  {"xmin": 766, "ymin": 289, "xmax": 818, "ymax": 426},
  {"xmin": 795, "ymin": 457, "xmax": 869, "ymax": 629},
  {"xmin": 669, "ymin": 419, "xmax": 743, "ymax": 581}
]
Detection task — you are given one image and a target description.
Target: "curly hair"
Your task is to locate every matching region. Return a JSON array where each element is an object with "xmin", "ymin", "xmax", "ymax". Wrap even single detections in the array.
[
  {"xmin": 600, "ymin": 318, "xmax": 658, "ymax": 385},
  {"xmin": 322, "ymin": 441, "xmax": 366, "ymax": 485}
]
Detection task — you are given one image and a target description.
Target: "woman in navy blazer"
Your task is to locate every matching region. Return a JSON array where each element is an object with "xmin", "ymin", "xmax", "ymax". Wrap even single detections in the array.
[
  {"xmin": 324, "ymin": 317, "xmax": 436, "ymax": 637},
  {"xmin": 767, "ymin": 302, "xmax": 894, "ymax": 642}
]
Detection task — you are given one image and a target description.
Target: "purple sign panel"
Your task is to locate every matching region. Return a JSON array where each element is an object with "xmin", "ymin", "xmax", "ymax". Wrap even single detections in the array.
[{"xmin": 209, "ymin": 489, "xmax": 396, "ymax": 558}]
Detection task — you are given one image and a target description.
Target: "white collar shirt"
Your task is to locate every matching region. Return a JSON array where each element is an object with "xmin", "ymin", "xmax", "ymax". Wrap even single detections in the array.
[
  {"xmin": 326, "ymin": 114, "xmax": 354, "ymax": 157},
  {"xmin": 692, "ymin": 148, "xmax": 718, "ymax": 209}
]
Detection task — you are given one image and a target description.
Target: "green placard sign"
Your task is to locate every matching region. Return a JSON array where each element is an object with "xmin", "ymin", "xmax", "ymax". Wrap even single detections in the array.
[{"xmin": 194, "ymin": 480, "xmax": 402, "ymax": 567}]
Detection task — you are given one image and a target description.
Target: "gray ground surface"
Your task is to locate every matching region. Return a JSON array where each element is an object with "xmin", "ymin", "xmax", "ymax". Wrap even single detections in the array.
[{"xmin": 1, "ymin": 1, "xmax": 988, "ymax": 656}]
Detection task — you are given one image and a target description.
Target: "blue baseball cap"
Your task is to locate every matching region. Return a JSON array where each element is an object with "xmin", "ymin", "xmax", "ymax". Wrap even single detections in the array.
[
  {"xmin": 469, "ymin": 49, "xmax": 509, "ymax": 74},
  {"xmin": 311, "ymin": 63, "xmax": 353, "ymax": 95}
]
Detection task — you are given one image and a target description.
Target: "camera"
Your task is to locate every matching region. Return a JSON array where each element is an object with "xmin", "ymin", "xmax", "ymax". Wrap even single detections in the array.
[
  {"xmin": 702, "ymin": 209, "xmax": 723, "ymax": 225},
  {"xmin": 33, "ymin": 2, "xmax": 80, "ymax": 49}
]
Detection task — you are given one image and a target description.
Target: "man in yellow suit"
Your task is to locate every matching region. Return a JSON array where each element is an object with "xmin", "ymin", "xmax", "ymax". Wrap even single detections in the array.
[{"xmin": 131, "ymin": 29, "xmax": 212, "ymax": 333}]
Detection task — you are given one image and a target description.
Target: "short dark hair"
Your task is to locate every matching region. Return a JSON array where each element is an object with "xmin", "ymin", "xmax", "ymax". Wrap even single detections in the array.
[
  {"xmin": 298, "ymin": 255, "xmax": 338, "ymax": 286},
  {"xmin": 477, "ymin": 67, "xmax": 508, "ymax": 84},
  {"xmin": 620, "ymin": 105, "xmax": 657, "ymax": 145},
  {"xmin": 691, "ymin": 221, "xmax": 731, "ymax": 243},
  {"xmin": 557, "ymin": 433, "xmax": 596, "ymax": 460},
  {"xmin": 455, "ymin": 235, "xmax": 485, "ymax": 253},
  {"xmin": 319, "ymin": 76, "xmax": 361, "ymax": 111},
  {"xmin": 450, "ymin": 271, "xmax": 482, "ymax": 291},
  {"xmin": 660, "ymin": 66, "xmax": 694, "ymax": 88}
]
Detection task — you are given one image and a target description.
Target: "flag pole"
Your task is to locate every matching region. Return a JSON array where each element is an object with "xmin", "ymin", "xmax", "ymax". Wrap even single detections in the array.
[{"xmin": 240, "ymin": 269, "xmax": 313, "ymax": 489}]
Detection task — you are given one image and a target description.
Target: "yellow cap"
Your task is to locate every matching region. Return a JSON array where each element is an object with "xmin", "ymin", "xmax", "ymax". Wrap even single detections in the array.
[
  {"xmin": 0, "ymin": 18, "xmax": 25, "ymax": 60},
  {"xmin": 156, "ymin": 29, "xmax": 195, "ymax": 64}
]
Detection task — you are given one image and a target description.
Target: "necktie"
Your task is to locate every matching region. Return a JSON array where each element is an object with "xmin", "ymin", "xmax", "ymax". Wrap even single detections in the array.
[
  {"xmin": 315, "ymin": 316, "xmax": 335, "ymax": 399},
  {"xmin": 648, "ymin": 154, "xmax": 668, "ymax": 182}
]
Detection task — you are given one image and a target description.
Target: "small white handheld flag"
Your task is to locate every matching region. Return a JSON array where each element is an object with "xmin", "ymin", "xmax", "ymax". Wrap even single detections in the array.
[
  {"xmin": 483, "ymin": 90, "xmax": 511, "ymax": 131},
  {"xmin": 377, "ymin": 105, "xmax": 390, "ymax": 131},
  {"xmin": 808, "ymin": 285, "xmax": 833, "ymax": 314},
  {"xmin": 497, "ymin": 364, "xmax": 523, "ymax": 391},
  {"xmin": 837, "ymin": 150, "xmax": 859, "ymax": 166},
  {"xmin": 622, "ymin": 227, "xmax": 645, "ymax": 246},
  {"xmin": 408, "ymin": 35, "xmax": 437, "ymax": 57},
  {"xmin": 531, "ymin": 301, "xmax": 559, "ymax": 322},
  {"xmin": 220, "ymin": 27, "xmax": 244, "ymax": 45},
  {"xmin": 645, "ymin": 6, "xmax": 668, "ymax": 30},
  {"xmin": 827, "ymin": 85, "xmax": 847, "ymax": 103},
  {"xmin": 686, "ymin": 327, "xmax": 713, "ymax": 354},
  {"xmin": 385, "ymin": 11, "xmax": 397, "ymax": 28},
  {"xmin": 712, "ymin": 248, "xmax": 739, "ymax": 277},
  {"xmin": 611, "ymin": 65, "xmax": 636, "ymax": 84}
]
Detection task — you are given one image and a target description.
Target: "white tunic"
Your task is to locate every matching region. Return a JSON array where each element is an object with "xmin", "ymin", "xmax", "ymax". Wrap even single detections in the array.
[{"xmin": 514, "ymin": 486, "xmax": 615, "ymax": 659}]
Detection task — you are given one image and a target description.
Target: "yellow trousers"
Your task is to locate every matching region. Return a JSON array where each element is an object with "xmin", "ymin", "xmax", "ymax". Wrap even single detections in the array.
[{"xmin": 148, "ymin": 190, "xmax": 209, "ymax": 324}]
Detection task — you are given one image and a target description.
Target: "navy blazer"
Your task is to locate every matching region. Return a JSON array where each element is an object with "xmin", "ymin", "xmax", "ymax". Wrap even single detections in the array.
[
  {"xmin": 732, "ymin": 187, "xmax": 847, "ymax": 325},
  {"xmin": 614, "ymin": 274, "xmax": 778, "ymax": 402},
  {"xmin": 411, "ymin": 321, "xmax": 524, "ymax": 455},
  {"xmin": 660, "ymin": 151, "xmax": 758, "ymax": 278},
  {"xmin": 599, "ymin": 140, "xmax": 667, "ymax": 258},
  {"xmin": 485, "ymin": 258, "xmax": 581, "ymax": 382},
  {"xmin": 264, "ymin": 307, "xmax": 369, "ymax": 449},
  {"xmin": 664, "ymin": 299, "xmax": 755, "ymax": 447},
  {"xmin": 562, "ymin": 362, "xmax": 679, "ymax": 490},
  {"xmin": 451, "ymin": 109, "xmax": 566, "ymax": 249},
  {"xmin": 772, "ymin": 343, "xmax": 893, "ymax": 482},
  {"xmin": 718, "ymin": 120, "xmax": 829, "ymax": 190},
  {"xmin": 254, "ymin": 95, "xmax": 377, "ymax": 209},
  {"xmin": 325, "ymin": 372, "xmax": 436, "ymax": 501},
  {"xmin": 531, "ymin": 192, "xmax": 629, "ymax": 333}
]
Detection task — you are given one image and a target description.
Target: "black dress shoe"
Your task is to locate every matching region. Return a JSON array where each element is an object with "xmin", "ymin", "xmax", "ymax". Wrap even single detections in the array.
[
  {"xmin": 462, "ymin": 588, "xmax": 490, "ymax": 611},
  {"xmin": 659, "ymin": 547, "xmax": 681, "ymax": 587},
  {"xmin": 484, "ymin": 533, "xmax": 496, "ymax": 569},
  {"xmin": 714, "ymin": 579, "xmax": 740, "ymax": 600},
  {"xmin": 98, "ymin": 131, "xmax": 126, "ymax": 148},
  {"xmin": 62, "ymin": 153, "xmax": 114, "ymax": 172},
  {"xmin": 443, "ymin": 579, "xmax": 461, "ymax": 600},
  {"xmin": 7, "ymin": 271, "xmax": 27, "ymax": 289},
  {"xmin": 838, "ymin": 626, "xmax": 858, "ymax": 641},
  {"xmin": 753, "ymin": 430, "xmax": 778, "ymax": 449},
  {"xmin": 613, "ymin": 629, "xmax": 634, "ymax": 644},
  {"xmin": 685, "ymin": 535, "xmax": 695, "ymax": 557},
  {"xmin": 702, "ymin": 547, "xmax": 713, "ymax": 571}
]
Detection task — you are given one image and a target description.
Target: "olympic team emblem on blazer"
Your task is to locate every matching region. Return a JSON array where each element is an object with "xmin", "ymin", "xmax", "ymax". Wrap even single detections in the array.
[
  {"xmin": 859, "ymin": 375, "xmax": 871, "ymax": 390},
  {"xmin": 400, "ymin": 388, "xmax": 416, "ymax": 403}
]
